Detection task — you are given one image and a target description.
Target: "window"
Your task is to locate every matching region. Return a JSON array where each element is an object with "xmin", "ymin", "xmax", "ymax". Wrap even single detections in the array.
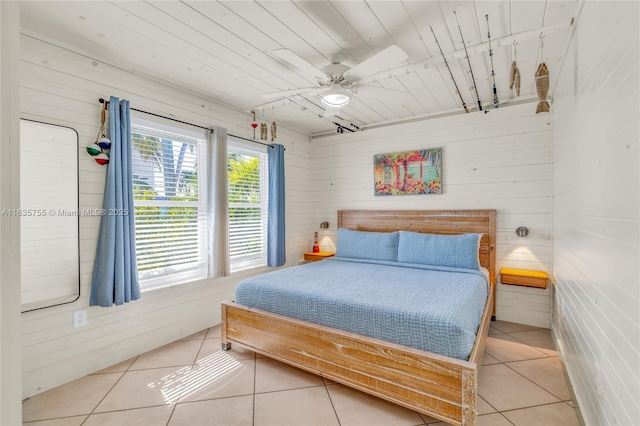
[
  {"xmin": 130, "ymin": 120, "xmax": 269, "ymax": 289},
  {"xmin": 131, "ymin": 119, "xmax": 207, "ymax": 289},
  {"xmin": 228, "ymin": 140, "xmax": 268, "ymax": 272}
]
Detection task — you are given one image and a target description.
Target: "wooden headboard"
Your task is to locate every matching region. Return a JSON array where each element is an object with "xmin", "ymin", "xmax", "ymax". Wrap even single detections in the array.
[{"xmin": 337, "ymin": 209, "xmax": 497, "ymax": 286}]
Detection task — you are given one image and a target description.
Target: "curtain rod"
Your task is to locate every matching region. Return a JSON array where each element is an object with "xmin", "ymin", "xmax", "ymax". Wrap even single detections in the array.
[{"xmin": 98, "ymin": 98, "xmax": 278, "ymax": 149}]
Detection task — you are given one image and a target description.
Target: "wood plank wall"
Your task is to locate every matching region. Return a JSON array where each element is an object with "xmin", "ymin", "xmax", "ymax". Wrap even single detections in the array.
[
  {"xmin": 310, "ymin": 103, "xmax": 554, "ymax": 327},
  {"xmin": 1, "ymin": 3, "xmax": 23, "ymax": 424},
  {"xmin": 20, "ymin": 28, "xmax": 565, "ymax": 399},
  {"xmin": 551, "ymin": 2, "xmax": 640, "ymax": 425},
  {"xmin": 19, "ymin": 34, "xmax": 313, "ymax": 398}
]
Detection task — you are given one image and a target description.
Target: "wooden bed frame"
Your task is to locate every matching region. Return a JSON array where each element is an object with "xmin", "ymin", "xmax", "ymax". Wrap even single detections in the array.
[{"xmin": 222, "ymin": 209, "xmax": 496, "ymax": 426}]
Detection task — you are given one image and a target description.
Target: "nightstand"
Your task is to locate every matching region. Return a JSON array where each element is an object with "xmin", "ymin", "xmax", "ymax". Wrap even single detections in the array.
[
  {"xmin": 500, "ymin": 267, "xmax": 549, "ymax": 289},
  {"xmin": 303, "ymin": 251, "xmax": 335, "ymax": 262}
]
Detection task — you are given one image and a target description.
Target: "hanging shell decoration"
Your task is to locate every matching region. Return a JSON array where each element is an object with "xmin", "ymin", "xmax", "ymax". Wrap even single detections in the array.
[
  {"xmin": 535, "ymin": 62, "xmax": 550, "ymax": 114},
  {"xmin": 260, "ymin": 122, "xmax": 268, "ymax": 140},
  {"xmin": 86, "ymin": 101, "xmax": 111, "ymax": 165},
  {"xmin": 86, "ymin": 143, "xmax": 101, "ymax": 156},
  {"xmin": 509, "ymin": 61, "xmax": 521, "ymax": 96},
  {"xmin": 250, "ymin": 110, "xmax": 258, "ymax": 139},
  {"xmin": 269, "ymin": 105, "xmax": 277, "ymax": 141},
  {"xmin": 94, "ymin": 153, "xmax": 110, "ymax": 166}
]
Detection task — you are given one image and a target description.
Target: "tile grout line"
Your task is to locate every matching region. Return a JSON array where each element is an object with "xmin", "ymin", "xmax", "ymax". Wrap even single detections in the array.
[
  {"xmin": 498, "ymin": 333, "xmax": 573, "ymax": 403},
  {"xmin": 477, "ymin": 393, "xmax": 501, "ymax": 417},
  {"xmin": 505, "ymin": 331, "xmax": 558, "ymax": 356},
  {"xmin": 483, "ymin": 328, "xmax": 578, "ymax": 422},
  {"xmin": 483, "ymin": 351, "xmax": 552, "ymax": 363},
  {"xmin": 490, "ymin": 326, "xmax": 544, "ymax": 334},
  {"xmin": 505, "ymin": 329, "xmax": 571, "ymax": 398},
  {"xmin": 497, "ymin": 412, "xmax": 517, "ymax": 425},
  {"xmin": 322, "ymin": 379, "xmax": 342, "ymax": 426},
  {"xmin": 23, "ymin": 414, "xmax": 89, "ymax": 425},
  {"xmin": 499, "ymin": 400, "xmax": 579, "ymax": 414},
  {"xmin": 164, "ymin": 333, "xmax": 209, "ymax": 425},
  {"xmin": 502, "ymin": 359, "xmax": 569, "ymax": 400},
  {"xmin": 252, "ymin": 347, "xmax": 257, "ymax": 426},
  {"xmin": 81, "ymin": 331, "xmax": 210, "ymax": 424},
  {"xmin": 25, "ymin": 324, "xmax": 580, "ymax": 425},
  {"xmin": 493, "ymin": 354, "xmax": 574, "ymax": 414},
  {"xmin": 254, "ymin": 383, "xmax": 330, "ymax": 396},
  {"xmin": 78, "ymin": 354, "xmax": 141, "ymax": 425},
  {"xmin": 484, "ymin": 338, "xmax": 551, "ymax": 363}
]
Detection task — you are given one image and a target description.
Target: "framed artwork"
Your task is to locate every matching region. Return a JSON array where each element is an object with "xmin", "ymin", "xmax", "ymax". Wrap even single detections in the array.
[{"xmin": 374, "ymin": 148, "xmax": 442, "ymax": 196}]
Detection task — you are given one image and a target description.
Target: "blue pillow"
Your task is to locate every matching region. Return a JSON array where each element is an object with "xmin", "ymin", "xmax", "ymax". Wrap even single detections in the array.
[
  {"xmin": 336, "ymin": 228, "xmax": 399, "ymax": 262},
  {"xmin": 397, "ymin": 231, "xmax": 481, "ymax": 270}
]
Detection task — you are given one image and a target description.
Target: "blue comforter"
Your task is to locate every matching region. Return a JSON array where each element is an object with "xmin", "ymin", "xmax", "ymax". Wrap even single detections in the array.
[{"xmin": 234, "ymin": 257, "xmax": 489, "ymax": 360}]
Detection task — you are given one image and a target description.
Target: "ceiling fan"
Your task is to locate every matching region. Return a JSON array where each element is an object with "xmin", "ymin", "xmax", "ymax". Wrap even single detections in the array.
[{"xmin": 262, "ymin": 45, "xmax": 411, "ymax": 117}]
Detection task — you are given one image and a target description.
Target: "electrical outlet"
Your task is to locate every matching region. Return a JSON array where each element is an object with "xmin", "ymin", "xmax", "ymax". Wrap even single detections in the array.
[{"xmin": 73, "ymin": 310, "xmax": 87, "ymax": 328}]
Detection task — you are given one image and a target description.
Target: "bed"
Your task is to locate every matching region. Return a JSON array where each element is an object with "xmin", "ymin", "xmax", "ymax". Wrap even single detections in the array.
[{"xmin": 222, "ymin": 209, "xmax": 496, "ymax": 426}]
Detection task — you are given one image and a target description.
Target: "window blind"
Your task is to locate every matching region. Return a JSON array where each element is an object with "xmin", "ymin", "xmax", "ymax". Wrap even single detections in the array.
[
  {"xmin": 131, "ymin": 124, "xmax": 207, "ymax": 288},
  {"xmin": 228, "ymin": 144, "xmax": 268, "ymax": 271}
]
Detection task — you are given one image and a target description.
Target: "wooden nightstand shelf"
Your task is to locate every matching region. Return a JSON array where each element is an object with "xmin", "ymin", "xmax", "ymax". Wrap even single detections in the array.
[
  {"xmin": 303, "ymin": 251, "xmax": 335, "ymax": 262},
  {"xmin": 500, "ymin": 267, "xmax": 549, "ymax": 289}
]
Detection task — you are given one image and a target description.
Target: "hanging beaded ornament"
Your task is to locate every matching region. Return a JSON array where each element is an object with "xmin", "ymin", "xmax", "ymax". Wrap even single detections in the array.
[{"xmin": 86, "ymin": 101, "xmax": 111, "ymax": 165}]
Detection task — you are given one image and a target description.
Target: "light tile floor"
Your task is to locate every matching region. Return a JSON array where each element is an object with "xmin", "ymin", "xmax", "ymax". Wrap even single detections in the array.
[{"xmin": 23, "ymin": 320, "xmax": 581, "ymax": 426}]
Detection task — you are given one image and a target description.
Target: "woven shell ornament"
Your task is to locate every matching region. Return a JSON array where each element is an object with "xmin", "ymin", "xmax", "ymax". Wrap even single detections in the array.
[{"xmin": 535, "ymin": 62, "xmax": 550, "ymax": 114}]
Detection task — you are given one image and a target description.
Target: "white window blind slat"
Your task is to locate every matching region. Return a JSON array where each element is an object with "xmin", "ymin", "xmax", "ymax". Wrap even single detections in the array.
[
  {"xmin": 131, "ymin": 123, "xmax": 207, "ymax": 289},
  {"xmin": 228, "ymin": 142, "xmax": 268, "ymax": 272},
  {"xmin": 130, "ymin": 123, "xmax": 269, "ymax": 287}
]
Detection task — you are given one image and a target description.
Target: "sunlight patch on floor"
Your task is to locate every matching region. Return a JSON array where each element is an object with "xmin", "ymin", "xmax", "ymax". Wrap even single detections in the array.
[{"xmin": 147, "ymin": 351, "xmax": 241, "ymax": 404}]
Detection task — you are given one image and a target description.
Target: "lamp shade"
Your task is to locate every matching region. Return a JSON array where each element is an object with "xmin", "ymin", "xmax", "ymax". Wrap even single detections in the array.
[{"xmin": 321, "ymin": 84, "xmax": 351, "ymax": 109}]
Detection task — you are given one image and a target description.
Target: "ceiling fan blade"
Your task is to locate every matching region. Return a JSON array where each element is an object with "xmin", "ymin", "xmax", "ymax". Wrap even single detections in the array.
[
  {"xmin": 353, "ymin": 85, "xmax": 414, "ymax": 103},
  {"xmin": 345, "ymin": 45, "xmax": 408, "ymax": 81},
  {"xmin": 261, "ymin": 87, "xmax": 317, "ymax": 99},
  {"xmin": 272, "ymin": 49, "xmax": 325, "ymax": 78}
]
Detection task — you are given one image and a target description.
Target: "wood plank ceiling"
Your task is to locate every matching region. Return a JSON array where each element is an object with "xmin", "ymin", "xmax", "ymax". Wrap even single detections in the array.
[{"xmin": 20, "ymin": 1, "xmax": 579, "ymax": 136}]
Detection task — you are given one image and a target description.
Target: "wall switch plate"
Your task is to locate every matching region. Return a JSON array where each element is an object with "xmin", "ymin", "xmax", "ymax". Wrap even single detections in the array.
[{"xmin": 73, "ymin": 310, "xmax": 87, "ymax": 328}]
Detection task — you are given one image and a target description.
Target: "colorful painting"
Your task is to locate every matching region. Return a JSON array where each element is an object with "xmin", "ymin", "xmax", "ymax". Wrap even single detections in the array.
[{"xmin": 374, "ymin": 148, "xmax": 442, "ymax": 196}]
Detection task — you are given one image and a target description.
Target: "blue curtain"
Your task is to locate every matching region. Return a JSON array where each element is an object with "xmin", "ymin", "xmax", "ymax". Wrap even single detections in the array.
[
  {"xmin": 267, "ymin": 144, "xmax": 285, "ymax": 267},
  {"xmin": 90, "ymin": 96, "xmax": 141, "ymax": 307}
]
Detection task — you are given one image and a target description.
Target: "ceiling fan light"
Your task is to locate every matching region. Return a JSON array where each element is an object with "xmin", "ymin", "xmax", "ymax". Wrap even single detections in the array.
[
  {"xmin": 321, "ymin": 94, "xmax": 350, "ymax": 108},
  {"xmin": 321, "ymin": 84, "xmax": 351, "ymax": 108}
]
